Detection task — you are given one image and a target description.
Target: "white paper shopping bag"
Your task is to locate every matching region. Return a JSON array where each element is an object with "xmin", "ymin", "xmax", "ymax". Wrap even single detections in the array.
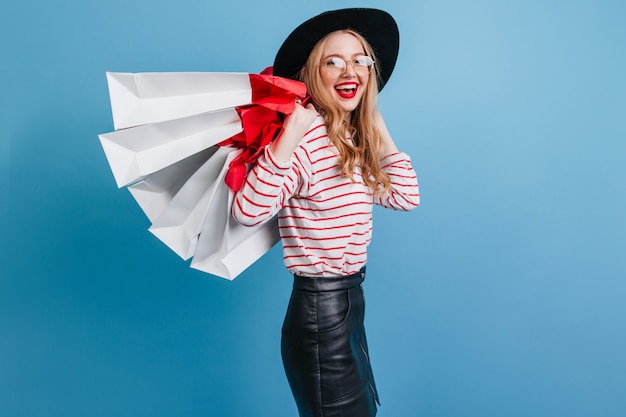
[
  {"xmin": 189, "ymin": 156, "xmax": 280, "ymax": 280},
  {"xmin": 106, "ymin": 72, "xmax": 252, "ymax": 130},
  {"xmin": 99, "ymin": 109, "xmax": 242, "ymax": 187},
  {"xmin": 127, "ymin": 147, "xmax": 217, "ymax": 223},
  {"xmin": 148, "ymin": 146, "xmax": 235, "ymax": 260},
  {"xmin": 191, "ymin": 206, "xmax": 279, "ymax": 280}
]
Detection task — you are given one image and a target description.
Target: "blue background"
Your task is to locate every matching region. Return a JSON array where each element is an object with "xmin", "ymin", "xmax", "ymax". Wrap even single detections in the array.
[{"xmin": 2, "ymin": 0, "xmax": 625, "ymax": 416}]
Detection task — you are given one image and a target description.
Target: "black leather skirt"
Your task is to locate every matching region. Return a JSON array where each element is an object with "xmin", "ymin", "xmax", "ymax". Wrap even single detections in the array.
[{"xmin": 281, "ymin": 267, "xmax": 380, "ymax": 417}]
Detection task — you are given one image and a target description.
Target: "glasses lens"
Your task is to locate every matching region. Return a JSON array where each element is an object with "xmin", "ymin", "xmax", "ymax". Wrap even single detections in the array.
[
  {"xmin": 354, "ymin": 56, "xmax": 374, "ymax": 75},
  {"xmin": 355, "ymin": 56, "xmax": 373, "ymax": 68},
  {"xmin": 323, "ymin": 57, "xmax": 346, "ymax": 71}
]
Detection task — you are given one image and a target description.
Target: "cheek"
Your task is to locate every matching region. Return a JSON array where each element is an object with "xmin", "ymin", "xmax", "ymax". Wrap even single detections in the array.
[
  {"xmin": 358, "ymin": 75, "xmax": 370, "ymax": 97},
  {"xmin": 358, "ymin": 74, "xmax": 370, "ymax": 89},
  {"xmin": 320, "ymin": 72, "xmax": 336, "ymax": 90}
]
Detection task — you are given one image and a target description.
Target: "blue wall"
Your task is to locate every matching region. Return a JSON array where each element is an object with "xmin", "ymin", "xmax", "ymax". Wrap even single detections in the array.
[{"xmin": 3, "ymin": 1, "xmax": 625, "ymax": 416}]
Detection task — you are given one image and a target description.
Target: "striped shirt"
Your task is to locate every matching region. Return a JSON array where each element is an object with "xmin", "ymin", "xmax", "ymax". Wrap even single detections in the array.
[{"xmin": 232, "ymin": 115, "xmax": 420, "ymax": 277}]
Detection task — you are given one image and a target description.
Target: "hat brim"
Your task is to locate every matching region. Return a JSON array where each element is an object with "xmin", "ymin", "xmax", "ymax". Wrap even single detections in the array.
[{"xmin": 273, "ymin": 8, "xmax": 399, "ymax": 92}]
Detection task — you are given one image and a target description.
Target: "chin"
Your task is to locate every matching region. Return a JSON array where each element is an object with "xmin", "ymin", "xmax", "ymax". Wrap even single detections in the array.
[{"xmin": 335, "ymin": 99, "xmax": 360, "ymax": 114}]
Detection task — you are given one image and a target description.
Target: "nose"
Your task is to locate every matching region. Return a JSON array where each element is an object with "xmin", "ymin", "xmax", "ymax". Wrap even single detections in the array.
[{"xmin": 343, "ymin": 61, "xmax": 357, "ymax": 77}]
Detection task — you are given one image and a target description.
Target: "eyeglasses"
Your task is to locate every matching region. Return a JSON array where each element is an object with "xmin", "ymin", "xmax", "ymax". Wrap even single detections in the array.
[{"xmin": 320, "ymin": 56, "xmax": 375, "ymax": 76}]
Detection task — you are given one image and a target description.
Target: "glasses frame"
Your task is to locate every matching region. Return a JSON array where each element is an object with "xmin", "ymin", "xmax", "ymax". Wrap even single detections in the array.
[{"xmin": 320, "ymin": 55, "xmax": 375, "ymax": 76}]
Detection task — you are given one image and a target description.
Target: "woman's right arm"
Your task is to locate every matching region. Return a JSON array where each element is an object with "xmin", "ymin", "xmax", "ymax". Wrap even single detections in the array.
[
  {"xmin": 269, "ymin": 102, "xmax": 318, "ymax": 162},
  {"xmin": 232, "ymin": 103, "xmax": 319, "ymax": 226}
]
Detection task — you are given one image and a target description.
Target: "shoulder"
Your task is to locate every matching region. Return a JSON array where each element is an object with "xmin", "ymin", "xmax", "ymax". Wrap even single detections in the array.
[
  {"xmin": 293, "ymin": 114, "xmax": 329, "ymax": 156},
  {"xmin": 302, "ymin": 114, "xmax": 328, "ymax": 144}
]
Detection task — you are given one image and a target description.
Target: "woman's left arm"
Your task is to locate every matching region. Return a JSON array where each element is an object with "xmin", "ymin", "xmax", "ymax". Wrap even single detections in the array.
[
  {"xmin": 374, "ymin": 111, "xmax": 421, "ymax": 210},
  {"xmin": 375, "ymin": 110, "xmax": 399, "ymax": 155}
]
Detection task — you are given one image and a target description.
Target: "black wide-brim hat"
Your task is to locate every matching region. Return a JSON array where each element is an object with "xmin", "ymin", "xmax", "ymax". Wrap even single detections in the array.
[{"xmin": 273, "ymin": 8, "xmax": 399, "ymax": 91}]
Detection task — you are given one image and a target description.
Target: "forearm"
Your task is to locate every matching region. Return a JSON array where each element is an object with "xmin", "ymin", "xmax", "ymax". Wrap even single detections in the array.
[
  {"xmin": 270, "ymin": 127, "xmax": 307, "ymax": 162},
  {"xmin": 375, "ymin": 109, "xmax": 399, "ymax": 156},
  {"xmin": 373, "ymin": 111, "xmax": 419, "ymax": 210},
  {"xmin": 270, "ymin": 104, "xmax": 319, "ymax": 162}
]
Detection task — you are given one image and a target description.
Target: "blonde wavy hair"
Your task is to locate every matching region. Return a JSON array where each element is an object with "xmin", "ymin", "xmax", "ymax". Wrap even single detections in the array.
[{"xmin": 299, "ymin": 29, "xmax": 391, "ymax": 193}]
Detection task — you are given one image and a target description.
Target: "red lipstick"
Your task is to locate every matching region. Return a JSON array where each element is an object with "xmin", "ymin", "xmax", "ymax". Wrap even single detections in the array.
[{"xmin": 334, "ymin": 82, "xmax": 358, "ymax": 99}]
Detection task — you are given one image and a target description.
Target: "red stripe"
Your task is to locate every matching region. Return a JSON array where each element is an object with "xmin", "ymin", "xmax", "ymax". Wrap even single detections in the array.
[
  {"xmin": 282, "ymin": 242, "xmax": 369, "ymax": 252},
  {"xmin": 279, "ymin": 220, "xmax": 370, "ymax": 231},
  {"xmin": 256, "ymin": 163, "xmax": 276, "ymax": 177},
  {"xmin": 305, "ymin": 121, "xmax": 326, "ymax": 136},
  {"xmin": 281, "ymin": 227, "xmax": 371, "ymax": 240},
  {"xmin": 292, "ymin": 152, "xmax": 311, "ymax": 184},
  {"xmin": 245, "ymin": 178, "xmax": 278, "ymax": 198},
  {"xmin": 265, "ymin": 146, "xmax": 282, "ymax": 168},
  {"xmin": 316, "ymin": 172, "xmax": 343, "ymax": 184},
  {"xmin": 282, "ymin": 212, "xmax": 372, "ymax": 223},
  {"xmin": 309, "ymin": 143, "xmax": 332, "ymax": 154},
  {"xmin": 283, "ymin": 200, "xmax": 370, "ymax": 213},
  {"xmin": 233, "ymin": 198, "xmax": 270, "ymax": 223},
  {"xmin": 284, "ymin": 251, "xmax": 367, "ymax": 262},
  {"xmin": 287, "ymin": 260, "xmax": 329, "ymax": 269},
  {"xmin": 280, "ymin": 231, "xmax": 369, "ymax": 242},
  {"xmin": 389, "ymin": 192, "xmax": 400, "ymax": 208},
  {"xmin": 309, "ymin": 182, "xmax": 370, "ymax": 199},
  {"xmin": 310, "ymin": 154, "xmax": 338, "ymax": 166},
  {"xmin": 387, "ymin": 172, "xmax": 414, "ymax": 180},
  {"xmin": 308, "ymin": 133, "xmax": 328, "ymax": 144},
  {"xmin": 312, "ymin": 164, "xmax": 340, "ymax": 176},
  {"xmin": 241, "ymin": 193, "xmax": 271, "ymax": 209},
  {"xmin": 391, "ymin": 192, "xmax": 420, "ymax": 208}
]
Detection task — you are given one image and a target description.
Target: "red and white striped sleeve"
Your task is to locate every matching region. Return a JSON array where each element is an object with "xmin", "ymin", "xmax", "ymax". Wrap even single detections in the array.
[
  {"xmin": 232, "ymin": 145, "xmax": 305, "ymax": 226},
  {"xmin": 374, "ymin": 152, "xmax": 420, "ymax": 210}
]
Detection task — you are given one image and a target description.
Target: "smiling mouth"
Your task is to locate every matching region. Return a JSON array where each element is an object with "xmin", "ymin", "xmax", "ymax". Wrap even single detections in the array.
[{"xmin": 335, "ymin": 83, "xmax": 358, "ymax": 99}]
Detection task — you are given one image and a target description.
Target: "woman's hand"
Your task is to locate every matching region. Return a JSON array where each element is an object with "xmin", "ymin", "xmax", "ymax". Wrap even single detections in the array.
[
  {"xmin": 270, "ymin": 101, "xmax": 318, "ymax": 162},
  {"xmin": 374, "ymin": 110, "xmax": 399, "ymax": 155}
]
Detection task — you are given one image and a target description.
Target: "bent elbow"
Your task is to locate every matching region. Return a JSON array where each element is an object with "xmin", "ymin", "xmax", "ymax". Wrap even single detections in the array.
[
  {"xmin": 232, "ymin": 204, "xmax": 258, "ymax": 226},
  {"xmin": 232, "ymin": 197, "xmax": 272, "ymax": 227},
  {"xmin": 397, "ymin": 192, "xmax": 420, "ymax": 211}
]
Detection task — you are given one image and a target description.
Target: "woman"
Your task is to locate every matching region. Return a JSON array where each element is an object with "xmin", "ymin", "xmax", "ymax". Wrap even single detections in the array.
[{"xmin": 233, "ymin": 8, "xmax": 420, "ymax": 417}]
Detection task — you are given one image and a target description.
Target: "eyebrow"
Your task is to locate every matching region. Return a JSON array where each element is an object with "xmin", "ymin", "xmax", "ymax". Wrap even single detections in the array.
[{"xmin": 322, "ymin": 52, "xmax": 367, "ymax": 60}]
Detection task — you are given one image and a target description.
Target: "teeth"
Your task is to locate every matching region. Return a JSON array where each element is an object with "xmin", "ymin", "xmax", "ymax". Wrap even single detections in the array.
[{"xmin": 336, "ymin": 85, "xmax": 356, "ymax": 91}]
